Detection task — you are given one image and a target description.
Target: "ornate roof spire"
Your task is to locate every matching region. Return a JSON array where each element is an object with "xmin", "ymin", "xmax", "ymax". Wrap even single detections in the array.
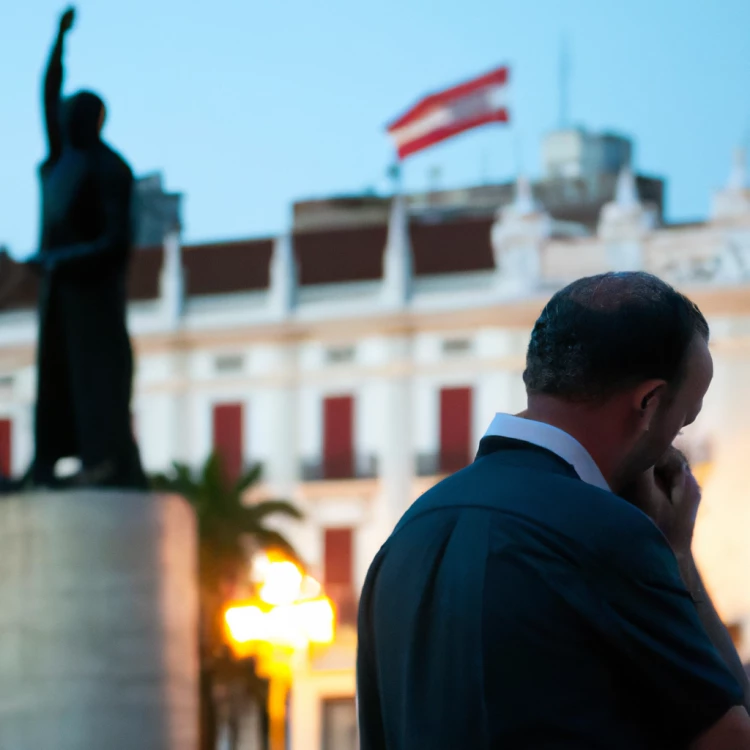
[{"xmin": 711, "ymin": 148, "xmax": 750, "ymax": 222}]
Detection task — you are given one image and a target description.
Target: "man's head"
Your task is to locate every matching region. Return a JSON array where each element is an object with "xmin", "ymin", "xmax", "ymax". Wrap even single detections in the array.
[{"xmin": 524, "ymin": 272, "xmax": 712, "ymax": 487}]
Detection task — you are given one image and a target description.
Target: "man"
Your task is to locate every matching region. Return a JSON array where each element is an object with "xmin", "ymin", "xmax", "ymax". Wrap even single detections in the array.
[
  {"xmin": 25, "ymin": 7, "xmax": 147, "ymax": 490},
  {"xmin": 357, "ymin": 272, "xmax": 750, "ymax": 749}
]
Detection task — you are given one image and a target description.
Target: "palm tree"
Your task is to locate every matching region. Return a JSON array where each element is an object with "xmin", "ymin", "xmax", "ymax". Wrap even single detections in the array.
[{"xmin": 151, "ymin": 452, "xmax": 303, "ymax": 750}]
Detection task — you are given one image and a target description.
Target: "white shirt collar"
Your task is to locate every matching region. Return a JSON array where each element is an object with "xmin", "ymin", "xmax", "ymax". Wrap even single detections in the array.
[{"xmin": 483, "ymin": 413, "xmax": 611, "ymax": 492}]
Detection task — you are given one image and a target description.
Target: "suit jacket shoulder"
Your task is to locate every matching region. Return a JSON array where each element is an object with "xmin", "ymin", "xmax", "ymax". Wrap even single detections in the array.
[{"xmin": 391, "ymin": 445, "xmax": 666, "ymax": 569}]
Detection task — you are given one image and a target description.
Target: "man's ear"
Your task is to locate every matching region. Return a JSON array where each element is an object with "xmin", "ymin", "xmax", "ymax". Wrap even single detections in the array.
[{"xmin": 632, "ymin": 380, "xmax": 668, "ymax": 431}]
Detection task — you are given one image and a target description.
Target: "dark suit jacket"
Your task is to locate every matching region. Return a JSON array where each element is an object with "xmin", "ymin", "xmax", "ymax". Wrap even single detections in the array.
[{"xmin": 357, "ymin": 436, "xmax": 742, "ymax": 749}]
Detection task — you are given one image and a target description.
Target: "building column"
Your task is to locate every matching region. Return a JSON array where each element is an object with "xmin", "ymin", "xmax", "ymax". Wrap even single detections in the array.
[
  {"xmin": 160, "ymin": 230, "xmax": 184, "ymax": 328},
  {"xmin": 269, "ymin": 234, "xmax": 297, "ymax": 318},
  {"xmin": 168, "ymin": 346, "xmax": 192, "ymax": 467},
  {"xmin": 381, "ymin": 195, "xmax": 412, "ymax": 308},
  {"xmin": 379, "ymin": 342, "xmax": 413, "ymax": 522}
]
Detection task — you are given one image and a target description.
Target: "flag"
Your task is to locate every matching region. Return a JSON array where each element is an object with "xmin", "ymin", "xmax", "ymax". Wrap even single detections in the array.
[{"xmin": 387, "ymin": 66, "xmax": 510, "ymax": 160}]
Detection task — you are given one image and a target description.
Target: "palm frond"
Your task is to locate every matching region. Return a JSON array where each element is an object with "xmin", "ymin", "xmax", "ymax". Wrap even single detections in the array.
[
  {"xmin": 154, "ymin": 452, "xmax": 304, "ymax": 578},
  {"xmin": 201, "ymin": 452, "xmax": 227, "ymax": 493},
  {"xmin": 234, "ymin": 463, "xmax": 263, "ymax": 495},
  {"xmin": 241, "ymin": 500, "xmax": 304, "ymax": 526},
  {"xmin": 149, "ymin": 461, "xmax": 199, "ymax": 499},
  {"xmin": 247, "ymin": 528, "xmax": 304, "ymax": 565}
]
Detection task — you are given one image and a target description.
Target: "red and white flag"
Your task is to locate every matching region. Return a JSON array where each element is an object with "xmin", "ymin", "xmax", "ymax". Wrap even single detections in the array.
[{"xmin": 387, "ymin": 66, "xmax": 510, "ymax": 160}]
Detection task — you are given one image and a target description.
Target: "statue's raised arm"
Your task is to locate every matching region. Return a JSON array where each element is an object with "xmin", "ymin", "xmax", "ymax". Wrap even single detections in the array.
[{"xmin": 43, "ymin": 7, "xmax": 75, "ymax": 165}]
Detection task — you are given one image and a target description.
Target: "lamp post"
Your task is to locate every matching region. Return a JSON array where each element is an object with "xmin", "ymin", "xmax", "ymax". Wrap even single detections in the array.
[{"xmin": 224, "ymin": 554, "xmax": 335, "ymax": 750}]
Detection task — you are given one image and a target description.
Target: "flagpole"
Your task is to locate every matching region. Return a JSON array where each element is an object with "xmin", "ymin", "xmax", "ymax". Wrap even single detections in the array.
[
  {"xmin": 387, "ymin": 159, "xmax": 402, "ymax": 197},
  {"xmin": 557, "ymin": 34, "xmax": 571, "ymax": 130},
  {"xmin": 516, "ymin": 133, "xmax": 523, "ymax": 177},
  {"xmin": 559, "ymin": 34, "xmax": 570, "ymax": 129},
  {"xmin": 506, "ymin": 64, "xmax": 519, "ymax": 185}
]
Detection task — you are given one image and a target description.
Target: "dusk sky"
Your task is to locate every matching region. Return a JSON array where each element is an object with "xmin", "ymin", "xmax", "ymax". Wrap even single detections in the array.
[{"xmin": 2, "ymin": 0, "xmax": 750, "ymax": 256}]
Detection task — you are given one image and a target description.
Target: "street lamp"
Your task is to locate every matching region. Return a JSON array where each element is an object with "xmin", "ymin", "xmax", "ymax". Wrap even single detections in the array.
[{"xmin": 224, "ymin": 552, "xmax": 335, "ymax": 750}]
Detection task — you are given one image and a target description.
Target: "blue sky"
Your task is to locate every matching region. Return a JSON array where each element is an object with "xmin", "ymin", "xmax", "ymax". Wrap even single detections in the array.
[{"xmin": 2, "ymin": 0, "xmax": 749, "ymax": 255}]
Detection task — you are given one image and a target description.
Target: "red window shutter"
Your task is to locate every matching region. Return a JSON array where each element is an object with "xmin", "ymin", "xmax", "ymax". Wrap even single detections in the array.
[
  {"xmin": 323, "ymin": 396, "xmax": 353, "ymax": 479},
  {"xmin": 0, "ymin": 419, "xmax": 11, "ymax": 477},
  {"xmin": 439, "ymin": 387, "xmax": 473, "ymax": 473},
  {"xmin": 324, "ymin": 528, "xmax": 353, "ymax": 587},
  {"xmin": 212, "ymin": 403, "xmax": 244, "ymax": 482},
  {"xmin": 324, "ymin": 527, "xmax": 357, "ymax": 626}
]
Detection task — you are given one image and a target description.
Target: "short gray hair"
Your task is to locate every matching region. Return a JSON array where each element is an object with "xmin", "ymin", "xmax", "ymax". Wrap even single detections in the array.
[{"xmin": 524, "ymin": 272, "xmax": 709, "ymax": 401}]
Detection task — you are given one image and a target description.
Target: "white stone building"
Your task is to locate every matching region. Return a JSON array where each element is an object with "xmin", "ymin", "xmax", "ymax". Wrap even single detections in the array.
[{"xmin": 1, "ymin": 137, "xmax": 750, "ymax": 750}]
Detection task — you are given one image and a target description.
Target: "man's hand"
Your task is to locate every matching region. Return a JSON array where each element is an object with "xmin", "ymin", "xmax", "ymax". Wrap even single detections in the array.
[
  {"xmin": 621, "ymin": 446, "xmax": 702, "ymax": 557},
  {"xmin": 625, "ymin": 448, "xmax": 750, "ymax": 718},
  {"xmin": 59, "ymin": 7, "xmax": 75, "ymax": 35}
]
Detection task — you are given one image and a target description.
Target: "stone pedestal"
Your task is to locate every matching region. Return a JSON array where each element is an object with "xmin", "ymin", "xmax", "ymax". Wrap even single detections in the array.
[{"xmin": 0, "ymin": 491, "xmax": 198, "ymax": 750}]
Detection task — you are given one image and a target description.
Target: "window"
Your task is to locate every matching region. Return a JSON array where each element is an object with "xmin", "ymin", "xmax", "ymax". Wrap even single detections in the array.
[
  {"xmin": 212, "ymin": 403, "xmax": 244, "ymax": 482},
  {"xmin": 322, "ymin": 697, "xmax": 359, "ymax": 750},
  {"xmin": 324, "ymin": 528, "xmax": 353, "ymax": 588},
  {"xmin": 325, "ymin": 345, "xmax": 356, "ymax": 365},
  {"xmin": 442, "ymin": 338, "xmax": 472, "ymax": 356},
  {"xmin": 323, "ymin": 396, "xmax": 354, "ymax": 479},
  {"xmin": 439, "ymin": 387, "xmax": 473, "ymax": 474},
  {"xmin": 324, "ymin": 528, "xmax": 357, "ymax": 626},
  {"xmin": 0, "ymin": 419, "xmax": 11, "ymax": 477},
  {"xmin": 214, "ymin": 354, "xmax": 245, "ymax": 374}
]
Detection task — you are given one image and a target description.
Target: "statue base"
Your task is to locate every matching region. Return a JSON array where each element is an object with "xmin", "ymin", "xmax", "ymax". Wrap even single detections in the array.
[{"xmin": 0, "ymin": 491, "xmax": 198, "ymax": 749}]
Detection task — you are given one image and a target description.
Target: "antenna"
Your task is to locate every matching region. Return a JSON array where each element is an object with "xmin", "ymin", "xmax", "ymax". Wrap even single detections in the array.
[
  {"xmin": 559, "ymin": 34, "xmax": 570, "ymax": 129},
  {"xmin": 514, "ymin": 133, "xmax": 524, "ymax": 176}
]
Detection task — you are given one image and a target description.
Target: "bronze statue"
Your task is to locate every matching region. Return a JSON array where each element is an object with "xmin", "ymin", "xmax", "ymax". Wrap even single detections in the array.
[{"xmin": 24, "ymin": 7, "xmax": 147, "ymax": 490}]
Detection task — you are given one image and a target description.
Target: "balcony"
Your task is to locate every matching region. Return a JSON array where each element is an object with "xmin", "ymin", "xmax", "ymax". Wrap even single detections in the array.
[
  {"xmin": 300, "ymin": 454, "xmax": 379, "ymax": 482},
  {"xmin": 415, "ymin": 450, "xmax": 472, "ymax": 477},
  {"xmin": 326, "ymin": 584, "xmax": 359, "ymax": 628}
]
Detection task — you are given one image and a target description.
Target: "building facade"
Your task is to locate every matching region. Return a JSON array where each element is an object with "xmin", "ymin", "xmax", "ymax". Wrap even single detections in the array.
[{"xmin": 1, "ymin": 141, "xmax": 750, "ymax": 749}]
